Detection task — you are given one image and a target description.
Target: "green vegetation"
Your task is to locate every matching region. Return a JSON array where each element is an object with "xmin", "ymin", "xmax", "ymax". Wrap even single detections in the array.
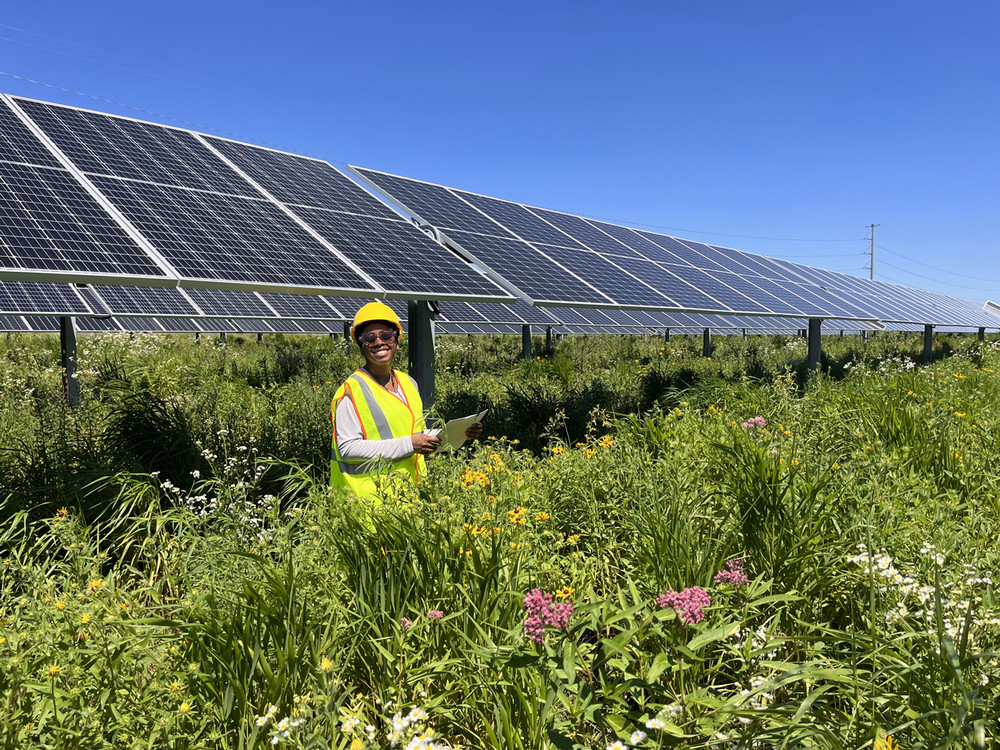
[{"xmin": 1, "ymin": 329, "xmax": 998, "ymax": 748}]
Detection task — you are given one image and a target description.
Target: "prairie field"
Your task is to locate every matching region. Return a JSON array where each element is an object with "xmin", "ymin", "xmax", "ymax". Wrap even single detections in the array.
[{"xmin": 1, "ymin": 329, "xmax": 998, "ymax": 749}]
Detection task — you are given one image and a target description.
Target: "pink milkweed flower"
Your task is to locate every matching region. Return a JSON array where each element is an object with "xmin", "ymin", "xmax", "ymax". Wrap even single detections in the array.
[
  {"xmin": 427, "ymin": 610, "xmax": 444, "ymax": 620},
  {"xmin": 714, "ymin": 558, "xmax": 749, "ymax": 587},
  {"xmin": 401, "ymin": 617, "xmax": 413, "ymax": 630},
  {"xmin": 656, "ymin": 586, "xmax": 711, "ymax": 625},
  {"xmin": 523, "ymin": 588, "xmax": 574, "ymax": 644}
]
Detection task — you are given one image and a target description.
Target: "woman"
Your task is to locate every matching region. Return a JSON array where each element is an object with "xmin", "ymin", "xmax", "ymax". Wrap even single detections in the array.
[{"xmin": 330, "ymin": 301, "xmax": 481, "ymax": 500}]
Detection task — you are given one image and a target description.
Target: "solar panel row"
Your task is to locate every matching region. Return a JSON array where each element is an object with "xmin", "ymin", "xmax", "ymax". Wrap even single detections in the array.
[
  {"xmin": 0, "ymin": 95, "xmax": 513, "ymax": 303},
  {"xmin": 351, "ymin": 167, "xmax": 998, "ymax": 328}
]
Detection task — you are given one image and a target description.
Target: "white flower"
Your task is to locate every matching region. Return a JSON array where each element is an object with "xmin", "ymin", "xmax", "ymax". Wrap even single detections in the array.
[
  {"xmin": 645, "ymin": 718, "xmax": 666, "ymax": 730},
  {"xmin": 630, "ymin": 730, "xmax": 648, "ymax": 744},
  {"xmin": 408, "ymin": 707, "xmax": 429, "ymax": 722},
  {"xmin": 606, "ymin": 742, "xmax": 627, "ymax": 750},
  {"xmin": 341, "ymin": 716, "xmax": 360, "ymax": 732}
]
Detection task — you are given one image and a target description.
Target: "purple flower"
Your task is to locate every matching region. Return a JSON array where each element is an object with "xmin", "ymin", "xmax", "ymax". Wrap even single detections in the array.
[
  {"xmin": 523, "ymin": 588, "xmax": 574, "ymax": 644},
  {"xmin": 427, "ymin": 610, "xmax": 444, "ymax": 620},
  {"xmin": 656, "ymin": 586, "xmax": 711, "ymax": 625},
  {"xmin": 401, "ymin": 617, "xmax": 413, "ymax": 630},
  {"xmin": 714, "ymin": 558, "xmax": 749, "ymax": 587}
]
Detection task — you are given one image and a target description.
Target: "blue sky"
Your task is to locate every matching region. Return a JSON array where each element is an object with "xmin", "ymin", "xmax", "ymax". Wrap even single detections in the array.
[{"xmin": 2, "ymin": 0, "xmax": 997, "ymax": 302}]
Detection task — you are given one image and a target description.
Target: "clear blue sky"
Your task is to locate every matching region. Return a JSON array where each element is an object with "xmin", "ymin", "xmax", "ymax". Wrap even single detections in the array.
[{"xmin": 2, "ymin": 0, "xmax": 997, "ymax": 303}]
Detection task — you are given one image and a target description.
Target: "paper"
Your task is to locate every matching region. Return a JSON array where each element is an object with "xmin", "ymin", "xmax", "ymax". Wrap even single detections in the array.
[{"xmin": 428, "ymin": 409, "xmax": 488, "ymax": 453}]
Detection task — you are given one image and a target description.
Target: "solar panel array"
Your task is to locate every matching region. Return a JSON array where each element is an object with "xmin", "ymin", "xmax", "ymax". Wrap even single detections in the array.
[
  {"xmin": 1, "ymin": 93, "xmax": 997, "ymax": 338},
  {"xmin": 352, "ymin": 167, "xmax": 999, "ymax": 329},
  {"xmin": 0, "ymin": 95, "xmax": 512, "ymax": 303}
]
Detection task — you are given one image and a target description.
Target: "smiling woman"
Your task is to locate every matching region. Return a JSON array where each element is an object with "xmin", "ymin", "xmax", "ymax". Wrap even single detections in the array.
[{"xmin": 330, "ymin": 302, "xmax": 482, "ymax": 501}]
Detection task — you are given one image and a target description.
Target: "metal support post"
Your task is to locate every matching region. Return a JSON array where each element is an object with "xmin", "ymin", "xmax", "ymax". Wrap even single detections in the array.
[
  {"xmin": 923, "ymin": 324, "xmax": 934, "ymax": 364},
  {"xmin": 219, "ymin": 331, "xmax": 227, "ymax": 343},
  {"xmin": 521, "ymin": 324, "xmax": 532, "ymax": 359},
  {"xmin": 664, "ymin": 328, "xmax": 670, "ymax": 342},
  {"xmin": 807, "ymin": 318, "xmax": 822, "ymax": 372},
  {"xmin": 60, "ymin": 316, "xmax": 79, "ymax": 407},
  {"xmin": 702, "ymin": 328, "xmax": 712, "ymax": 358},
  {"xmin": 195, "ymin": 332, "xmax": 201, "ymax": 344},
  {"xmin": 343, "ymin": 321, "xmax": 351, "ymax": 341},
  {"xmin": 979, "ymin": 327, "xmax": 986, "ymax": 342},
  {"xmin": 257, "ymin": 332, "xmax": 263, "ymax": 343},
  {"xmin": 408, "ymin": 300, "xmax": 436, "ymax": 409},
  {"xmin": 545, "ymin": 325, "xmax": 553, "ymax": 353}
]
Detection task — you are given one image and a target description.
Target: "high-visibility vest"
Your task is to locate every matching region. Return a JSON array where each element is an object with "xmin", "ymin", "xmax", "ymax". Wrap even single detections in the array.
[{"xmin": 330, "ymin": 368, "xmax": 426, "ymax": 500}]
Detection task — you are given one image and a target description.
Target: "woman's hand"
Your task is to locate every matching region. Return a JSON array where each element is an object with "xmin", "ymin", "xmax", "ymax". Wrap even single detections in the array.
[
  {"xmin": 465, "ymin": 422, "xmax": 483, "ymax": 441},
  {"xmin": 411, "ymin": 432, "xmax": 442, "ymax": 455}
]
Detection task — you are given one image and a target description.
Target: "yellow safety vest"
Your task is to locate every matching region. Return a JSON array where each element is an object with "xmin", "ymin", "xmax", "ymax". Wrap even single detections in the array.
[{"xmin": 330, "ymin": 369, "xmax": 426, "ymax": 500}]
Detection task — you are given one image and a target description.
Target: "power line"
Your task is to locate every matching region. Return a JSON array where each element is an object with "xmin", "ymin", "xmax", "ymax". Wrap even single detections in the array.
[
  {"xmin": 877, "ymin": 259, "xmax": 1000, "ymax": 294},
  {"xmin": 875, "ymin": 243, "xmax": 1000, "ymax": 284}
]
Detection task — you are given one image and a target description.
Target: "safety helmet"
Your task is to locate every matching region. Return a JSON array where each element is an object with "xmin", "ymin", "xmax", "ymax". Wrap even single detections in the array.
[{"xmin": 351, "ymin": 301, "xmax": 402, "ymax": 343}]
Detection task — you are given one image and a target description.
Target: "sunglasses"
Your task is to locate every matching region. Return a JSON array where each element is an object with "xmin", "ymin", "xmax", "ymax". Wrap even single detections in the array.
[{"xmin": 359, "ymin": 330, "xmax": 397, "ymax": 345}]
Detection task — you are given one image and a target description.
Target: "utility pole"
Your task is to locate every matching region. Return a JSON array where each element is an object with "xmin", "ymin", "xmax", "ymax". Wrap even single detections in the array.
[{"xmin": 866, "ymin": 224, "xmax": 879, "ymax": 280}]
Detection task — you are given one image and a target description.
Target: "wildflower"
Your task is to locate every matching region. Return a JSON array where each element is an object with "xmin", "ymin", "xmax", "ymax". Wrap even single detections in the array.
[
  {"xmin": 598, "ymin": 435, "xmax": 614, "ymax": 447},
  {"xmin": 179, "ymin": 702, "xmax": 192, "ymax": 714},
  {"xmin": 80, "ymin": 613, "xmax": 92, "ymax": 625},
  {"xmin": 87, "ymin": 579, "xmax": 103, "ymax": 594},
  {"xmin": 607, "ymin": 742, "xmax": 627, "ymax": 750},
  {"xmin": 714, "ymin": 558, "xmax": 749, "ymax": 587},
  {"xmin": 401, "ymin": 617, "xmax": 413, "ymax": 630},
  {"xmin": 535, "ymin": 512, "xmax": 550, "ymax": 521},
  {"xmin": 427, "ymin": 610, "xmax": 444, "ymax": 620},
  {"xmin": 630, "ymin": 730, "xmax": 648, "ymax": 744},
  {"xmin": 554, "ymin": 586, "xmax": 575, "ymax": 599},
  {"xmin": 874, "ymin": 736, "xmax": 899, "ymax": 750},
  {"xmin": 342, "ymin": 716, "xmax": 361, "ymax": 732},
  {"xmin": 656, "ymin": 587, "xmax": 711, "ymax": 625},
  {"xmin": 350, "ymin": 739, "xmax": 363, "ymax": 750},
  {"xmin": 55, "ymin": 601, "xmax": 66, "ymax": 611},
  {"xmin": 320, "ymin": 657, "xmax": 334, "ymax": 671},
  {"xmin": 48, "ymin": 665, "xmax": 60, "ymax": 677},
  {"xmin": 55, "ymin": 507, "xmax": 69, "ymax": 518},
  {"xmin": 523, "ymin": 588, "xmax": 574, "ymax": 643},
  {"xmin": 646, "ymin": 717, "xmax": 666, "ymax": 730},
  {"xmin": 169, "ymin": 681, "xmax": 182, "ymax": 692},
  {"xmin": 408, "ymin": 707, "xmax": 429, "ymax": 722}
]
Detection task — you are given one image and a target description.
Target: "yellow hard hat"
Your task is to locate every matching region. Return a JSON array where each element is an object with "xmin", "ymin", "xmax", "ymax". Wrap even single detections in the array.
[{"xmin": 351, "ymin": 301, "xmax": 402, "ymax": 343}]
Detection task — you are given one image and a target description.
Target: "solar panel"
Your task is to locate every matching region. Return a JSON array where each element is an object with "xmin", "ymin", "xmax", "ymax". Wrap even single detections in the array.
[
  {"xmin": 0, "ymin": 281, "xmax": 90, "ymax": 315},
  {"xmin": 256, "ymin": 292, "xmax": 344, "ymax": 320},
  {"xmin": 0, "ymin": 315, "xmax": 31, "ymax": 331},
  {"xmin": 21, "ymin": 315, "xmax": 59, "ymax": 332},
  {"xmin": 89, "ymin": 175, "xmax": 375, "ymax": 291},
  {"xmin": 442, "ymin": 230, "xmax": 611, "ymax": 305},
  {"xmin": 182, "ymin": 287, "xmax": 274, "ymax": 318},
  {"xmin": 0, "ymin": 160, "xmax": 169, "ymax": 280},
  {"xmin": 15, "ymin": 98, "xmax": 258, "ymax": 195},
  {"xmin": 88, "ymin": 284, "xmax": 199, "ymax": 316},
  {"xmin": 0, "ymin": 99, "xmax": 63, "ymax": 168}
]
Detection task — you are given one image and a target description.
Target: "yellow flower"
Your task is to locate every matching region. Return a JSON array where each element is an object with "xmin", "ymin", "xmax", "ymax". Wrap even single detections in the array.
[
  {"xmin": 80, "ymin": 613, "xmax": 92, "ymax": 625},
  {"xmin": 87, "ymin": 579, "xmax": 103, "ymax": 594},
  {"xmin": 0, "ymin": 635, "xmax": 6, "ymax": 644},
  {"xmin": 955, "ymin": 412, "xmax": 966, "ymax": 418},
  {"xmin": 597, "ymin": 436, "xmax": 614, "ymax": 448},
  {"xmin": 534, "ymin": 512, "xmax": 550, "ymax": 521},
  {"xmin": 874, "ymin": 735, "xmax": 899, "ymax": 750},
  {"xmin": 510, "ymin": 543, "xmax": 522, "ymax": 550},
  {"xmin": 320, "ymin": 657, "xmax": 334, "ymax": 672},
  {"xmin": 55, "ymin": 601, "xmax": 66, "ymax": 611},
  {"xmin": 55, "ymin": 507, "xmax": 69, "ymax": 518},
  {"xmin": 179, "ymin": 702, "xmax": 192, "ymax": 714},
  {"xmin": 48, "ymin": 665, "xmax": 60, "ymax": 677},
  {"xmin": 584, "ymin": 448, "xmax": 595, "ymax": 458},
  {"xmin": 555, "ymin": 586, "xmax": 575, "ymax": 599},
  {"xmin": 350, "ymin": 739, "xmax": 364, "ymax": 750},
  {"xmin": 169, "ymin": 681, "xmax": 182, "ymax": 692},
  {"xmin": 567, "ymin": 534, "xmax": 581, "ymax": 544}
]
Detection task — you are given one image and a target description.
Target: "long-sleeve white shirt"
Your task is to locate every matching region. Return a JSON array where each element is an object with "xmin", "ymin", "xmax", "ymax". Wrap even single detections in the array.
[{"xmin": 334, "ymin": 386, "xmax": 415, "ymax": 462}]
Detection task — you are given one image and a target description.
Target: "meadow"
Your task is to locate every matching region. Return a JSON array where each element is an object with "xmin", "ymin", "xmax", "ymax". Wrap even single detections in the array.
[{"xmin": 1, "ymin": 328, "xmax": 998, "ymax": 749}]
